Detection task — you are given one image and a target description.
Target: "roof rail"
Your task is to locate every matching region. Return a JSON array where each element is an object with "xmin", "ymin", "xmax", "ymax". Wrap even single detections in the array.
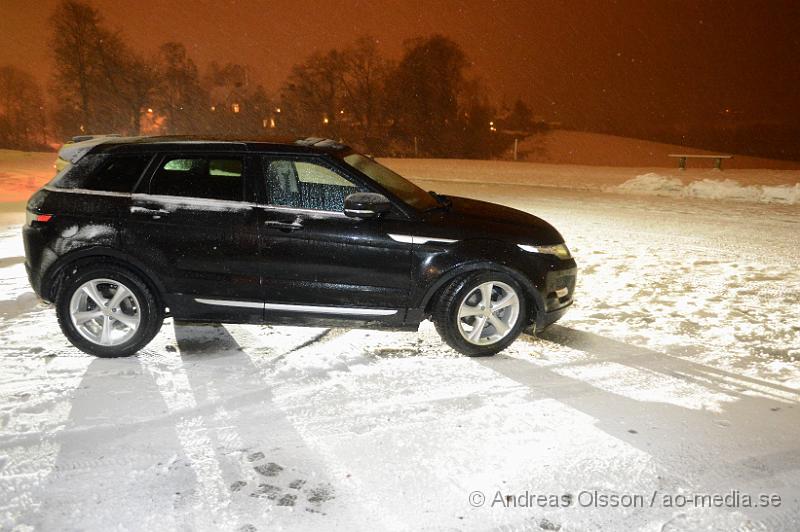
[
  {"xmin": 59, "ymin": 134, "xmax": 129, "ymax": 164},
  {"xmin": 295, "ymin": 137, "xmax": 346, "ymax": 149},
  {"xmin": 70, "ymin": 133, "xmax": 122, "ymax": 143}
]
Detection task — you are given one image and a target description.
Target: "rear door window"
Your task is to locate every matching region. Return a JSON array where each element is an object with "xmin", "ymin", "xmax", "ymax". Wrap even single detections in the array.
[{"xmin": 149, "ymin": 156, "xmax": 244, "ymax": 201}]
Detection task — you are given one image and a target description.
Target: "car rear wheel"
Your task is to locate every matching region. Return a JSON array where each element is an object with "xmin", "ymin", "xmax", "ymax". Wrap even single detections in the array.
[
  {"xmin": 433, "ymin": 271, "xmax": 528, "ymax": 356},
  {"xmin": 55, "ymin": 263, "xmax": 163, "ymax": 357}
]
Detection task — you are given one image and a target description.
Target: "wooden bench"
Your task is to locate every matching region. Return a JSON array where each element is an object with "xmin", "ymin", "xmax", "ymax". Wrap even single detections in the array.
[{"xmin": 668, "ymin": 154, "xmax": 733, "ymax": 170}]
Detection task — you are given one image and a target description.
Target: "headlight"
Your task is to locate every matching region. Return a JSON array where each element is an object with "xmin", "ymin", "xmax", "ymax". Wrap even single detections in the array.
[{"xmin": 518, "ymin": 243, "xmax": 572, "ymax": 260}]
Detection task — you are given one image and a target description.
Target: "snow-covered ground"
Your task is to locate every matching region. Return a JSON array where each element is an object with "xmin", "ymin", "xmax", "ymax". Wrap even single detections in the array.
[
  {"xmin": 0, "ymin": 150, "xmax": 55, "ymax": 204},
  {"xmin": 1, "ymin": 155, "xmax": 799, "ymax": 531}
]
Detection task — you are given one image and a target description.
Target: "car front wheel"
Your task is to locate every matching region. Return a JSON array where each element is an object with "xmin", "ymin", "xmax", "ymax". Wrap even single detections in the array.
[
  {"xmin": 433, "ymin": 271, "xmax": 528, "ymax": 356},
  {"xmin": 55, "ymin": 263, "xmax": 163, "ymax": 357}
]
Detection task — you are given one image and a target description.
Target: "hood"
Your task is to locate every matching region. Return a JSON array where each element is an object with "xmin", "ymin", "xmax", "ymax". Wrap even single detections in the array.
[{"xmin": 429, "ymin": 195, "xmax": 565, "ymax": 244}]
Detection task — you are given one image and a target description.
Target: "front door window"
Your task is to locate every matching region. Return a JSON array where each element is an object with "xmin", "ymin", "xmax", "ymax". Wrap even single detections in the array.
[{"xmin": 263, "ymin": 157, "xmax": 365, "ymax": 212}]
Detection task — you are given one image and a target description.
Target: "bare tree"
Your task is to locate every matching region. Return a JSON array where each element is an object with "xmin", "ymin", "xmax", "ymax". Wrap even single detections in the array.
[
  {"xmin": 0, "ymin": 66, "xmax": 47, "ymax": 149},
  {"xmin": 241, "ymin": 85, "xmax": 273, "ymax": 135},
  {"xmin": 338, "ymin": 37, "xmax": 392, "ymax": 151},
  {"xmin": 280, "ymin": 50, "xmax": 346, "ymax": 137},
  {"xmin": 204, "ymin": 61, "xmax": 252, "ymax": 135},
  {"xmin": 50, "ymin": 0, "xmax": 156, "ymax": 136},
  {"xmin": 155, "ymin": 42, "xmax": 209, "ymax": 134},
  {"xmin": 50, "ymin": 0, "xmax": 100, "ymax": 132},
  {"xmin": 387, "ymin": 35, "xmax": 469, "ymax": 156},
  {"xmin": 278, "ymin": 38, "xmax": 392, "ymax": 149},
  {"xmin": 91, "ymin": 31, "xmax": 156, "ymax": 134}
]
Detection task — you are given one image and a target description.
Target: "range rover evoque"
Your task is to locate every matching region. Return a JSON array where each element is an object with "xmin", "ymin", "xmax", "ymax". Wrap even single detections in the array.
[{"xmin": 23, "ymin": 136, "xmax": 577, "ymax": 357}]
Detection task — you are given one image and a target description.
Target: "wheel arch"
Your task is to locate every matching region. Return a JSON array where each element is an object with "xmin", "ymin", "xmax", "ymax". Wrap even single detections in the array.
[
  {"xmin": 42, "ymin": 246, "xmax": 166, "ymax": 307},
  {"xmin": 420, "ymin": 261, "xmax": 545, "ymax": 323}
]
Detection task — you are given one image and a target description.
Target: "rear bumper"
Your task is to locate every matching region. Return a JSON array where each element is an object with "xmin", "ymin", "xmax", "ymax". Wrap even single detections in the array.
[
  {"xmin": 23, "ymin": 224, "xmax": 51, "ymax": 300},
  {"xmin": 23, "ymin": 227, "xmax": 39, "ymax": 293}
]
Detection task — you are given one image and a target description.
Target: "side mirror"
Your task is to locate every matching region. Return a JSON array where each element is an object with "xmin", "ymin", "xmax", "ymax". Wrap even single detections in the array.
[{"xmin": 344, "ymin": 192, "xmax": 391, "ymax": 219}]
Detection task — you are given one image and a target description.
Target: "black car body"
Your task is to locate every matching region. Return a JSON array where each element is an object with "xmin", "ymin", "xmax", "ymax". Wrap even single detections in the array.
[{"xmin": 23, "ymin": 136, "xmax": 577, "ymax": 357}]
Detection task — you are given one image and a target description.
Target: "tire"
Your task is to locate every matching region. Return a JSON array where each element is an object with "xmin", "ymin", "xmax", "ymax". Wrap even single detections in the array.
[
  {"xmin": 433, "ymin": 271, "xmax": 528, "ymax": 356},
  {"xmin": 55, "ymin": 262, "xmax": 163, "ymax": 357}
]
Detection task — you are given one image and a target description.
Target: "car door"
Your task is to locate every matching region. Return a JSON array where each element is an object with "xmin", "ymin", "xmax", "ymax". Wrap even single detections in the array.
[
  {"xmin": 255, "ymin": 154, "xmax": 413, "ymax": 323},
  {"xmin": 125, "ymin": 152, "xmax": 263, "ymax": 322}
]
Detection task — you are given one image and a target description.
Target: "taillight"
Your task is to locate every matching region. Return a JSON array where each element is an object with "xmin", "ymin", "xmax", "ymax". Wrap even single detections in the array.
[{"xmin": 26, "ymin": 212, "xmax": 53, "ymax": 225}]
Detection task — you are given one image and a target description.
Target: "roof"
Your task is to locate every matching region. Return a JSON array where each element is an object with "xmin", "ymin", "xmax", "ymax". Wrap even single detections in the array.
[{"xmin": 70, "ymin": 135, "xmax": 351, "ymax": 156}]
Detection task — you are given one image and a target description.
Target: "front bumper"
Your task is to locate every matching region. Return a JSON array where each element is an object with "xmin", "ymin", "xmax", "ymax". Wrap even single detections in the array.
[
  {"xmin": 535, "ymin": 300, "xmax": 573, "ymax": 331},
  {"xmin": 527, "ymin": 258, "xmax": 577, "ymax": 329},
  {"xmin": 542, "ymin": 265, "xmax": 577, "ymax": 313}
]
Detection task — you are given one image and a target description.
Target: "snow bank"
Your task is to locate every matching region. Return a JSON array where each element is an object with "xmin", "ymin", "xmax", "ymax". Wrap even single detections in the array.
[
  {"xmin": 612, "ymin": 173, "xmax": 800, "ymax": 204},
  {"xmin": 382, "ymin": 158, "xmax": 800, "ymax": 206},
  {"xmin": 515, "ymin": 130, "xmax": 800, "ymax": 169}
]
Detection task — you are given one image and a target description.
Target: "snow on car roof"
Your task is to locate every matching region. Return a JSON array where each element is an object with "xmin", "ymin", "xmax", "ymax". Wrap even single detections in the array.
[{"xmin": 77, "ymin": 135, "xmax": 345, "ymax": 148}]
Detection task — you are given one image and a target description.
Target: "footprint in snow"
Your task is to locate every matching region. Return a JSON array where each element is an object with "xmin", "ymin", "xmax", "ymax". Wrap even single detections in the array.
[
  {"xmin": 230, "ymin": 480, "xmax": 247, "ymax": 492},
  {"xmin": 254, "ymin": 462, "xmax": 283, "ymax": 476},
  {"xmin": 228, "ymin": 449, "xmax": 335, "ymax": 512}
]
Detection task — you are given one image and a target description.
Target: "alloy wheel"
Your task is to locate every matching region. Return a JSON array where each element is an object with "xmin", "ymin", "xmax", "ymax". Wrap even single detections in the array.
[
  {"xmin": 69, "ymin": 278, "xmax": 141, "ymax": 346},
  {"xmin": 456, "ymin": 280, "xmax": 520, "ymax": 345}
]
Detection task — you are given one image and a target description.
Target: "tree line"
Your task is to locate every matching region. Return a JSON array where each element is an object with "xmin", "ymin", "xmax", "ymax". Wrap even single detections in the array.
[{"xmin": 0, "ymin": 0, "xmax": 545, "ymax": 157}]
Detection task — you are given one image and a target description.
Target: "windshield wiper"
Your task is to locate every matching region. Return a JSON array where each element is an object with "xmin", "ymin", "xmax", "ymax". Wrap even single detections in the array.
[{"xmin": 427, "ymin": 190, "xmax": 452, "ymax": 211}]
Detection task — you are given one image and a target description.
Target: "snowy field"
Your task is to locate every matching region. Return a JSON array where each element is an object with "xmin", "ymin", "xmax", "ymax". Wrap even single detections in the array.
[{"xmin": 1, "ymin": 154, "xmax": 799, "ymax": 531}]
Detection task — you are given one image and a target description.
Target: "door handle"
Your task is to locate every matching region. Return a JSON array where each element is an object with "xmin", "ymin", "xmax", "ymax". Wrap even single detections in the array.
[{"xmin": 264, "ymin": 220, "xmax": 303, "ymax": 232}]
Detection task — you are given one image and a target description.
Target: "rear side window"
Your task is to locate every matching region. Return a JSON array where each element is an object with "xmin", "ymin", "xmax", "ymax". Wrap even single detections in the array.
[
  {"xmin": 149, "ymin": 156, "xmax": 244, "ymax": 201},
  {"xmin": 83, "ymin": 155, "xmax": 152, "ymax": 192},
  {"xmin": 51, "ymin": 154, "xmax": 152, "ymax": 193}
]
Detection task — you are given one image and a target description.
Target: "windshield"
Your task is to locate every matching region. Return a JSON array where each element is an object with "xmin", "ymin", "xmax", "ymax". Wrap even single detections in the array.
[{"xmin": 342, "ymin": 153, "xmax": 439, "ymax": 211}]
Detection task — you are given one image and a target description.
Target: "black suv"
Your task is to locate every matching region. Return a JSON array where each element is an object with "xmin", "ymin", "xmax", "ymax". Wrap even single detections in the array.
[{"xmin": 23, "ymin": 136, "xmax": 577, "ymax": 357}]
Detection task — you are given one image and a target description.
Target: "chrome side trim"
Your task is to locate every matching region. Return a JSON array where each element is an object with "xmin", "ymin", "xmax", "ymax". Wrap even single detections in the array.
[
  {"xmin": 194, "ymin": 298, "xmax": 397, "ymax": 316},
  {"xmin": 417, "ymin": 236, "xmax": 458, "ymax": 244},
  {"xmin": 43, "ymin": 185, "xmax": 132, "ymax": 198},
  {"xmin": 194, "ymin": 298, "xmax": 263, "ymax": 309},
  {"xmin": 264, "ymin": 302, "xmax": 397, "ymax": 316},
  {"xmin": 387, "ymin": 233, "xmax": 415, "ymax": 244},
  {"xmin": 387, "ymin": 234, "xmax": 458, "ymax": 245},
  {"xmin": 256, "ymin": 203, "xmax": 346, "ymax": 218}
]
